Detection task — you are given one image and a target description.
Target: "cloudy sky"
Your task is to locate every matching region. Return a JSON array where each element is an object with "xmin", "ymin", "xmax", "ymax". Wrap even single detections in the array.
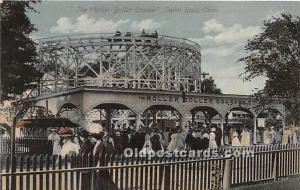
[{"xmin": 27, "ymin": 1, "xmax": 300, "ymax": 95}]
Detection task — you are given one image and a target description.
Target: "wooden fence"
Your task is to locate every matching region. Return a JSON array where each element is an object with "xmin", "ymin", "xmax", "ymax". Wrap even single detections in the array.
[
  {"xmin": 0, "ymin": 138, "xmax": 30, "ymax": 155},
  {"xmin": 1, "ymin": 144, "xmax": 300, "ymax": 190},
  {"xmin": 231, "ymin": 143, "xmax": 300, "ymax": 186},
  {"xmin": 1, "ymin": 154, "xmax": 228, "ymax": 190}
]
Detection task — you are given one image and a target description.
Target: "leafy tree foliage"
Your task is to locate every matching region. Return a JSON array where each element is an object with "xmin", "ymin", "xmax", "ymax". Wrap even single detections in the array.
[
  {"xmin": 201, "ymin": 76, "xmax": 222, "ymax": 94},
  {"xmin": 239, "ymin": 13, "xmax": 300, "ymax": 126},
  {"xmin": 1, "ymin": 0, "xmax": 41, "ymax": 101}
]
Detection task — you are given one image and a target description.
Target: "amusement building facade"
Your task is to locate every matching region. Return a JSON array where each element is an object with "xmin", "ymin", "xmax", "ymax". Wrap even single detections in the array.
[{"xmin": 16, "ymin": 32, "xmax": 285, "ymax": 144}]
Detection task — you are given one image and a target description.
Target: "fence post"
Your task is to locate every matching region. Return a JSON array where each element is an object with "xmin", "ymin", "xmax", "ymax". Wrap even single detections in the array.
[
  {"xmin": 223, "ymin": 157, "xmax": 232, "ymax": 190},
  {"xmin": 272, "ymin": 151, "xmax": 278, "ymax": 181},
  {"xmin": 164, "ymin": 163, "xmax": 171, "ymax": 190},
  {"xmin": 10, "ymin": 117, "xmax": 17, "ymax": 190}
]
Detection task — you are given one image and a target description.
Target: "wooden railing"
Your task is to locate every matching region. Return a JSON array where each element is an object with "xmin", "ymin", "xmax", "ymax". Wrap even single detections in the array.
[
  {"xmin": 231, "ymin": 144, "xmax": 300, "ymax": 186},
  {"xmin": 1, "ymin": 154, "xmax": 228, "ymax": 190},
  {"xmin": 1, "ymin": 144, "xmax": 300, "ymax": 190}
]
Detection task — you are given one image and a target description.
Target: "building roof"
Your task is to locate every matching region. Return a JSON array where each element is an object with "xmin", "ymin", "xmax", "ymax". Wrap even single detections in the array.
[{"xmin": 16, "ymin": 118, "xmax": 79, "ymax": 128}]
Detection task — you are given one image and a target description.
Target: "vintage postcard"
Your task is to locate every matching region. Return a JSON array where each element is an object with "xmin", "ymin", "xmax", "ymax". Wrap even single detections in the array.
[{"xmin": 1, "ymin": 1, "xmax": 300, "ymax": 190}]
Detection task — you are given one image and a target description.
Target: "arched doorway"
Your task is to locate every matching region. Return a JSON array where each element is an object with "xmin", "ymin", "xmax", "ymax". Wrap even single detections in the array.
[
  {"xmin": 140, "ymin": 105, "xmax": 181, "ymax": 146},
  {"xmin": 257, "ymin": 108, "xmax": 284, "ymax": 144},
  {"xmin": 57, "ymin": 103, "xmax": 80, "ymax": 124},
  {"xmin": 257, "ymin": 108, "xmax": 283, "ymax": 128},
  {"xmin": 189, "ymin": 106, "xmax": 223, "ymax": 146},
  {"xmin": 189, "ymin": 106, "xmax": 221, "ymax": 129},
  {"xmin": 87, "ymin": 103, "xmax": 136, "ymax": 132},
  {"xmin": 225, "ymin": 107, "xmax": 254, "ymax": 145}
]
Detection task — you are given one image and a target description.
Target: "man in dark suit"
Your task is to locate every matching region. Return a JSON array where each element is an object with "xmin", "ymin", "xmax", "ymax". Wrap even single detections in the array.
[
  {"xmin": 215, "ymin": 126, "xmax": 223, "ymax": 146},
  {"xmin": 78, "ymin": 129, "xmax": 95, "ymax": 190}
]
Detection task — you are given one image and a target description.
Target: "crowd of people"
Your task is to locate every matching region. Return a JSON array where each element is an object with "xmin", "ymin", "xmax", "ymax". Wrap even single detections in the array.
[
  {"xmin": 223, "ymin": 126, "xmax": 299, "ymax": 146},
  {"xmin": 47, "ymin": 126, "xmax": 226, "ymax": 159},
  {"xmin": 47, "ymin": 124, "xmax": 300, "ymax": 160},
  {"xmin": 256, "ymin": 126, "xmax": 299, "ymax": 144}
]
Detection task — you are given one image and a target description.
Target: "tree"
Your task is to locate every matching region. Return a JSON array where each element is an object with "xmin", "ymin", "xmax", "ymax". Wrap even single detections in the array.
[
  {"xmin": 1, "ymin": 0, "xmax": 41, "ymax": 101},
  {"xmin": 238, "ymin": 13, "xmax": 300, "ymax": 127},
  {"xmin": 201, "ymin": 76, "xmax": 222, "ymax": 94}
]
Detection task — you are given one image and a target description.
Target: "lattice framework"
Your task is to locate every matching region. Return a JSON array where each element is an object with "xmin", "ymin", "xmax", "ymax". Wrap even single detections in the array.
[{"xmin": 36, "ymin": 33, "xmax": 202, "ymax": 95}]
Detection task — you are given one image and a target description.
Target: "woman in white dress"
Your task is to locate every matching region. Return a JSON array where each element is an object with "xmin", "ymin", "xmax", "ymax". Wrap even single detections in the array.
[
  {"xmin": 256, "ymin": 130, "xmax": 261, "ymax": 144},
  {"xmin": 240, "ymin": 129, "xmax": 251, "ymax": 146},
  {"xmin": 275, "ymin": 129, "xmax": 282, "ymax": 144},
  {"xmin": 282, "ymin": 128, "xmax": 290, "ymax": 144},
  {"xmin": 292, "ymin": 129, "xmax": 298, "ymax": 144},
  {"xmin": 209, "ymin": 128, "xmax": 218, "ymax": 149},
  {"xmin": 167, "ymin": 132, "xmax": 178, "ymax": 152},
  {"xmin": 60, "ymin": 136, "xmax": 80, "ymax": 159},
  {"xmin": 140, "ymin": 132, "xmax": 153, "ymax": 154},
  {"xmin": 73, "ymin": 135, "xmax": 81, "ymax": 150},
  {"xmin": 232, "ymin": 130, "xmax": 241, "ymax": 146},
  {"xmin": 176, "ymin": 130, "xmax": 185, "ymax": 151},
  {"xmin": 2, "ymin": 131, "xmax": 10, "ymax": 140},
  {"xmin": 263, "ymin": 129, "xmax": 271, "ymax": 145},
  {"xmin": 269, "ymin": 127, "xmax": 276, "ymax": 144},
  {"xmin": 224, "ymin": 129, "xmax": 229, "ymax": 145},
  {"xmin": 48, "ymin": 129, "xmax": 62, "ymax": 156}
]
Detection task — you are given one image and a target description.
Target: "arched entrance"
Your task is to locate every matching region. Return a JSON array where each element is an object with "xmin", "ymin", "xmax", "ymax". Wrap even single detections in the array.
[
  {"xmin": 225, "ymin": 107, "xmax": 254, "ymax": 145},
  {"xmin": 189, "ymin": 106, "xmax": 221, "ymax": 129},
  {"xmin": 140, "ymin": 105, "xmax": 181, "ymax": 128},
  {"xmin": 256, "ymin": 108, "xmax": 284, "ymax": 144},
  {"xmin": 140, "ymin": 105, "xmax": 181, "ymax": 146},
  {"xmin": 189, "ymin": 106, "xmax": 223, "ymax": 146},
  {"xmin": 226, "ymin": 107, "xmax": 254, "ymax": 130},
  {"xmin": 87, "ymin": 103, "xmax": 136, "ymax": 132},
  {"xmin": 257, "ymin": 108, "xmax": 283, "ymax": 128},
  {"xmin": 57, "ymin": 103, "xmax": 80, "ymax": 124}
]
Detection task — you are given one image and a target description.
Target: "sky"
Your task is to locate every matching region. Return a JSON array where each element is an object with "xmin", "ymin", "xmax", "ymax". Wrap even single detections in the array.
[{"xmin": 26, "ymin": 1, "xmax": 300, "ymax": 95}]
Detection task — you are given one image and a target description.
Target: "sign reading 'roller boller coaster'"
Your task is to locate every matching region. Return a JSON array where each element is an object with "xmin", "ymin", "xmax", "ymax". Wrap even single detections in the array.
[{"xmin": 139, "ymin": 95, "xmax": 258, "ymax": 106}]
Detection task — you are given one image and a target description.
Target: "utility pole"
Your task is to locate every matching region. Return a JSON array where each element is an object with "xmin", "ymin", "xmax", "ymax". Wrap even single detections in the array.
[{"xmin": 200, "ymin": 72, "xmax": 209, "ymax": 93}]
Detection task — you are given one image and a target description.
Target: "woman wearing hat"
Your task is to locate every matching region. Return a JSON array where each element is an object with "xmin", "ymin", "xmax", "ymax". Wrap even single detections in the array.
[
  {"xmin": 78, "ymin": 129, "xmax": 95, "ymax": 190},
  {"xmin": 209, "ymin": 128, "xmax": 218, "ymax": 149},
  {"xmin": 93, "ymin": 131, "xmax": 119, "ymax": 190},
  {"xmin": 141, "ymin": 131, "xmax": 154, "ymax": 154},
  {"xmin": 185, "ymin": 129, "xmax": 194, "ymax": 150},
  {"xmin": 48, "ymin": 129, "xmax": 62, "ymax": 157},
  {"xmin": 241, "ymin": 128, "xmax": 251, "ymax": 146},
  {"xmin": 232, "ymin": 129, "xmax": 241, "ymax": 147},
  {"xmin": 202, "ymin": 129, "xmax": 210, "ymax": 149},
  {"xmin": 59, "ymin": 128, "xmax": 79, "ymax": 159},
  {"xmin": 167, "ymin": 131, "xmax": 178, "ymax": 152},
  {"xmin": 113, "ymin": 130, "xmax": 123, "ymax": 155},
  {"xmin": 176, "ymin": 129, "xmax": 185, "ymax": 151}
]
